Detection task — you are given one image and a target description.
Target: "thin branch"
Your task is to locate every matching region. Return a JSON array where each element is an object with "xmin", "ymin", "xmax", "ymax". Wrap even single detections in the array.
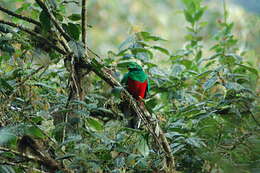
[
  {"xmin": 0, "ymin": 19, "xmax": 66, "ymax": 55},
  {"xmin": 82, "ymin": 0, "xmax": 88, "ymax": 51},
  {"xmin": 0, "ymin": 161, "xmax": 45, "ymax": 173},
  {"xmin": 0, "ymin": 146, "xmax": 40, "ymax": 162},
  {"xmin": 0, "ymin": 5, "xmax": 41, "ymax": 26}
]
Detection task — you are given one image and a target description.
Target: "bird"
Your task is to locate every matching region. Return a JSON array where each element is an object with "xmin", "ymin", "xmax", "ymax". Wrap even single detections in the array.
[{"xmin": 120, "ymin": 62, "xmax": 150, "ymax": 128}]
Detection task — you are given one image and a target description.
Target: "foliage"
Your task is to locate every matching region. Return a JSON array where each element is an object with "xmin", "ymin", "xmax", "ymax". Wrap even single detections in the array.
[{"xmin": 0, "ymin": 0, "xmax": 259, "ymax": 173}]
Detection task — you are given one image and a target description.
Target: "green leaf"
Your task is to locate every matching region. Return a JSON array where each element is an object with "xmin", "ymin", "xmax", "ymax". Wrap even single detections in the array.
[
  {"xmin": 0, "ymin": 78, "xmax": 14, "ymax": 92},
  {"xmin": 0, "ymin": 165, "xmax": 16, "ymax": 173},
  {"xmin": 119, "ymin": 35, "xmax": 135, "ymax": 51},
  {"xmin": 59, "ymin": 135, "xmax": 82, "ymax": 147},
  {"xmin": 0, "ymin": 24, "xmax": 13, "ymax": 33},
  {"xmin": 139, "ymin": 32, "xmax": 166, "ymax": 41},
  {"xmin": 68, "ymin": 14, "xmax": 81, "ymax": 21},
  {"xmin": 25, "ymin": 126, "xmax": 45, "ymax": 138},
  {"xmin": 186, "ymin": 137, "xmax": 206, "ymax": 148},
  {"xmin": 68, "ymin": 40, "xmax": 85, "ymax": 58},
  {"xmin": 0, "ymin": 128, "xmax": 17, "ymax": 146},
  {"xmin": 0, "ymin": 43, "xmax": 15, "ymax": 54},
  {"xmin": 86, "ymin": 117, "xmax": 104, "ymax": 131},
  {"xmin": 203, "ymin": 75, "xmax": 218, "ymax": 90},
  {"xmin": 67, "ymin": 23, "xmax": 80, "ymax": 40},
  {"xmin": 225, "ymin": 82, "xmax": 244, "ymax": 91},
  {"xmin": 237, "ymin": 64, "xmax": 258, "ymax": 77},
  {"xmin": 15, "ymin": 3, "xmax": 31, "ymax": 14},
  {"xmin": 197, "ymin": 70, "xmax": 212, "ymax": 79},
  {"xmin": 194, "ymin": 7, "xmax": 205, "ymax": 21},
  {"xmin": 131, "ymin": 47, "xmax": 153, "ymax": 59},
  {"xmin": 39, "ymin": 10, "xmax": 51, "ymax": 31},
  {"xmin": 171, "ymin": 64, "xmax": 186, "ymax": 76},
  {"xmin": 179, "ymin": 59, "xmax": 193, "ymax": 69},
  {"xmin": 152, "ymin": 46, "xmax": 169, "ymax": 55},
  {"xmin": 184, "ymin": 10, "xmax": 194, "ymax": 24},
  {"xmin": 171, "ymin": 143, "xmax": 185, "ymax": 154}
]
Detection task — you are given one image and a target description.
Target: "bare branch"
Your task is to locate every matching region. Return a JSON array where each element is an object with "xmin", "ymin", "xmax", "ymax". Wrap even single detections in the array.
[
  {"xmin": 0, "ymin": 19, "xmax": 66, "ymax": 55},
  {"xmin": 0, "ymin": 5, "xmax": 40, "ymax": 26}
]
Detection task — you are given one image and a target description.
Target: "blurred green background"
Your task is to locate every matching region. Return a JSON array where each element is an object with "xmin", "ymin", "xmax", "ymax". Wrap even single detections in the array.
[{"xmin": 1, "ymin": 0, "xmax": 259, "ymax": 67}]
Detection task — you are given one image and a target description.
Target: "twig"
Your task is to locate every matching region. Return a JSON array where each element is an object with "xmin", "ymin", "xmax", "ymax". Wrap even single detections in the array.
[
  {"xmin": 0, "ymin": 19, "xmax": 66, "ymax": 55},
  {"xmin": 0, "ymin": 5, "xmax": 41, "ymax": 26}
]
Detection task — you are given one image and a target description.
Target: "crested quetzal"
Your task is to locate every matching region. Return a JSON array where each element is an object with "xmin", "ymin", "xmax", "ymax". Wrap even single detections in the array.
[{"xmin": 120, "ymin": 62, "xmax": 150, "ymax": 128}]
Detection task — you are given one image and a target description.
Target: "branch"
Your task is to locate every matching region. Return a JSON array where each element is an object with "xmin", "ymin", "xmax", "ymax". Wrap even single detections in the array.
[
  {"xmin": 0, "ymin": 140, "xmax": 72, "ymax": 173},
  {"xmin": 0, "ymin": 19, "xmax": 66, "ymax": 55},
  {"xmin": 82, "ymin": 0, "xmax": 88, "ymax": 50},
  {"xmin": 35, "ymin": 0, "xmax": 71, "ymax": 55},
  {"xmin": 0, "ymin": 160, "xmax": 45, "ymax": 173},
  {"xmin": 0, "ymin": 5, "xmax": 41, "ymax": 26},
  {"xmin": 35, "ymin": 0, "xmax": 70, "ymax": 41},
  {"xmin": 0, "ymin": 146, "xmax": 41, "ymax": 163}
]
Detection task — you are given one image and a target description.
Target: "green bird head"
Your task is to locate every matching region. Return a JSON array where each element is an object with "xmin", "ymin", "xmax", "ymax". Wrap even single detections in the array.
[{"xmin": 127, "ymin": 62, "xmax": 143, "ymax": 71}]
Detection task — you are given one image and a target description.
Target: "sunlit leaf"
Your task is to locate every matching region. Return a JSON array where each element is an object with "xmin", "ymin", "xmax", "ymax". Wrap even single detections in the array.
[
  {"xmin": 186, "ymin": 137, "xmax": 206, "ymax": 148},
  {"xmin": 25, "ymin": 126, "xmax": 45, "ymax": 138},
  {"xmin": 86, "ymin": 117, "xmax": 104, "ymax": 131},
  {"xmin": 152, "ymin": 46, "xmax": 169, "ymax": 55}
]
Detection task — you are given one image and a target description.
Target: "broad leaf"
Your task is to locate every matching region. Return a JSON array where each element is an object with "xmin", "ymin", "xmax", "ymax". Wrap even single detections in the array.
[
  {"xmin": 203, "ymin": 75, "xmax": 218, "ymax": 90},
  {"xmin": 86, "ymin": 117, "xmax": 104, "ymax": 131},
  {"xmin": 39, "ymin": 10, "xmax": 51, "ymax": 31},
  {"xmin": 68, "ymin": 14, "xmax": 81, "ymax": 21}
]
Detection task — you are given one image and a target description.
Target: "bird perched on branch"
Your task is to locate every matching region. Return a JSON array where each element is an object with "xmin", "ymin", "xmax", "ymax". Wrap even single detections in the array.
[{"xmin": 120, "ymin": 62, "xmax": 150, "ymax": 128}]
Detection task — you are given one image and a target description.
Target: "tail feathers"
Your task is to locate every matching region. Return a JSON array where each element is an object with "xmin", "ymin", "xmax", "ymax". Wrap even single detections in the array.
[{"xmin": 120, "ymin": 102, "xmax": 138, "ymax": 129}]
